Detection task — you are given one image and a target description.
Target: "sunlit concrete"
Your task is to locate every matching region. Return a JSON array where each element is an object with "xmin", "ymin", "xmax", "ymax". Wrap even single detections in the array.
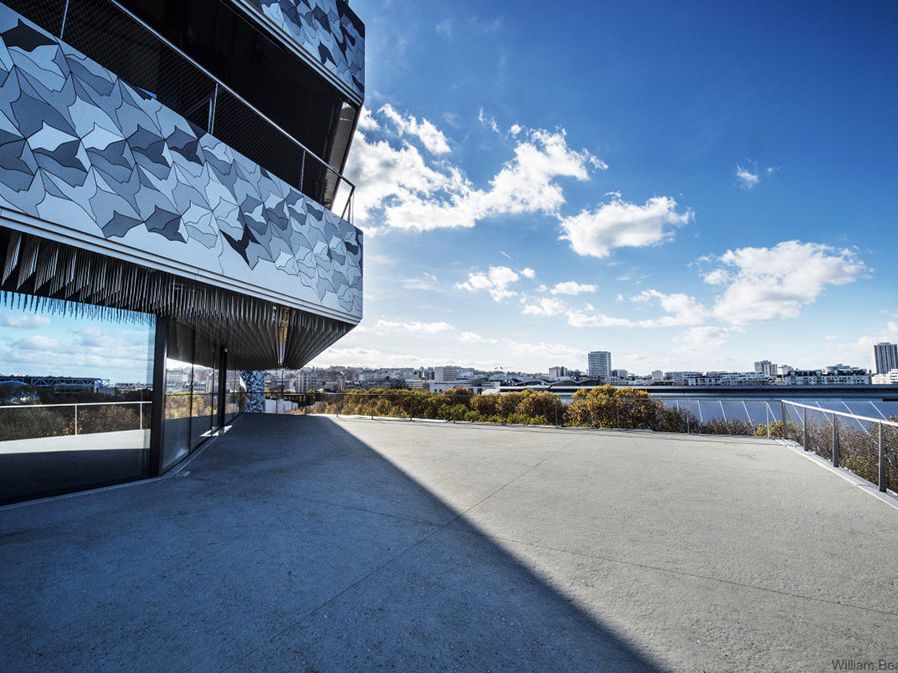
[
  {"xmin": 1, "ymin": 415, "xmax": 896, "ymax": 672},
  {"xmin": 0, "ymin": 429, "xmax": 148, "ymax": 454}
]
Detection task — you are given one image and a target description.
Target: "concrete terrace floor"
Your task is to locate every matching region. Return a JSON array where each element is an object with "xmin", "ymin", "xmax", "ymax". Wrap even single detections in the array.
[{"xmin": 1, "ymin": 415, "xmax": 896, "ymax": 673}]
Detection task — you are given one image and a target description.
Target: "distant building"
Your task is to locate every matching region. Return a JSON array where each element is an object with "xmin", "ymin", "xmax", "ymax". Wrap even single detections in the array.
[
  {"xmin": 651, "ymin": 370, "xmax": 664, "ymax": 383},
  {"xmin": 434, "ymin": 366, "xmax": 460, "ymax": 383},
  {"xmin": 548, "ymin": 366, "xmax": 567, "ymax": 379},
  {"xmin": 684, "ymin": 371, "xmax": 768, "ymax": 386},
  {"xmin": 874, "ymin": 343, "xmax": 898, "ymax": 375},
  {"xmin": 777, "ymin": 368, "xmax": 870, "ymax": 386},
  {"xmin": 754, "ymin": 360, "xmax": 778, "ymax": 376},
  {"xmin": 664, "ymin": 371, "xmax": 702, "ymax": 385},
  {"xmin": 872, "ymin": 369, "xmax": 898, "ymax": 385},
  {"xmin": 587, "ymin": 351, "xmax": 612, "ymax": 379},
  {"xmin": 296, "ymin": 371, "xmax": 312, "ymax": 393}
]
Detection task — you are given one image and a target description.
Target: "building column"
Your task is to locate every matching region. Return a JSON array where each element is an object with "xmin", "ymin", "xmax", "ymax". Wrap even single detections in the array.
[
  {"xmin": 148, "ymin": 316, "xmax": 169, "ymax": 476},
  {"xmin": 241, "ymin": 370, "xmax": 266, "ymax": 413}
]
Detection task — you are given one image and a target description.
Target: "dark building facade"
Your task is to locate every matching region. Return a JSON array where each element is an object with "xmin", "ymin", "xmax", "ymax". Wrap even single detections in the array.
[{"xmin": 0, "ymin": 0, "xmax": 364, "ymax": 502}]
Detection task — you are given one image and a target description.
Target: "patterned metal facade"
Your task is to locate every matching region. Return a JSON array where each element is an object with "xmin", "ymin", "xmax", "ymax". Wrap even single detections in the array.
[
  {"xmin": 233, "ymin": 0, "xmax": 364, "ymax": 103},
  {"xmin": 0, "ymin": 6, "xmax": 363, "ymax": 324}
]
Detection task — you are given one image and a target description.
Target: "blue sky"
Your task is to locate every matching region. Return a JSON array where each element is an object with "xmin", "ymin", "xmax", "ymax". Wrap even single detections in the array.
[
  {"xmin": 310, "ymin": 0, "xmax": 898, "ymax": 373},
  {"xmin": 0, "ymin": 308, "xmax": 154, "ymax": 383}
]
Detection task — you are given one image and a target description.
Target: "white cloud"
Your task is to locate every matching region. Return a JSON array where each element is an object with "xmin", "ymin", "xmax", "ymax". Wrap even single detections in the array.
[
  {"xmin": 705, "ymin": 241, "xmax": 866, "ymax": 325},
  {"xmin": 630, "ymin": 289, "xmax": 707, "ymax": 326},
  {"xmin": 12, "ymin": 335, "xmax": 60, "ymax": 351},
  {"xmin": 1, "ymin": 313, "xmax": 50, "ymax": 328},
  {"xmin": 401, "ymin": 273, "xmax": 439, "ymax": 290},
  {"xmin": 735, "ymin": 165, "xmax": 760, "ymax": 188},
  {"xmin": 356, "ymin": 107, "xmax": 379, "ymax": 132},
  {"xmin": 478, "ymin": 107, "xmax": 500, "ymax": 134},
  {"xmin": 549, "ymin": 281, "xmax": 596, "ymax": 296},
  {"xmin": 675, "ymin": 326, "xmax": 739, "ymax": 355},
  {"xmin": 373, "ymin": 319, "xmax": 455, "ymax": 334},
  {"xmin": 559, "ymin": 195, "xmax": 692, "ymax": 258},
  {"xmin": 459, "ymin": 331, "xmax": 489, "ymax": 343},
  {"xmin": 345, "ymin": 129, "xmax": 466, "ymax": 230},
  {"xmin": 561, "ymin": 289, "xmax": 705, "ymax": 329},
  {"xmin": 457, "ymin": 266, "xmax": 521, "ymax": 301},
  {"xmin": 521, "ymin": 297, "xmax": 568, "ymax": 317},
  {"xmin": 345, "ymin": 107, "xmax": 605, "ymax": 232},
  {"xmin": 520, "ymin": 267, "xmax": 536, "ymax": 279},
  {"xmin": 380, "ymin": 104, "xmax": 451, "ymax": 155},
  {"xmin": 565, "ymin": 311, "xmax": 636, "ymax": 328},
  {"xmin": 505, "ymin": 339, "xmax": 582, "ymax": 361},
  {"xmin": 735, "ymin": 163, "xmax": 777, "ymax": 190}
]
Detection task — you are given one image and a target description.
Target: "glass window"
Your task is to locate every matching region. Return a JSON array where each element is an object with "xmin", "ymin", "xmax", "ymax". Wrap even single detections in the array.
[
  {"xmin": 224, "ymin": 367, "xmax": 244, "ymax": 423},
  {"xmin": 161, "ymin": 321, "xmax": 194, "ymax": 470},
  {"xmin": 0, "ymin": 296, "xmax": 154, "ymax": 504},
  {"xmin": 161, "ymin": 323, "xmax": 222, "ymax": 470},
  {"xmin": 189, "ymin": 331, "xmax": 217, "ymax": 448}
]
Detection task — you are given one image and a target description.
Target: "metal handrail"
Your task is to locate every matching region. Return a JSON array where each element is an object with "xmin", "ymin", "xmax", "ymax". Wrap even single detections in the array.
[
  {"xmin": 782, "ymin": 400, "xmax": 898, "ymax": 428},
  {"xmin": 60, "ymin": 0, "xmax": 356, "ymax": 220},
  {"xmin": 0, "ymin": 401, "xmax": 150, "ymax": 410},
  {"xmin": 0, "ymin": 400, "xmax": 151, "ymax": 436}
]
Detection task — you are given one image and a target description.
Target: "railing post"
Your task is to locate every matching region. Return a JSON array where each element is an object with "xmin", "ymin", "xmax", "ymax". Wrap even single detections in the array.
[
  {"xmin": 73, "ymin": 404, "xmax": 78, "ymax": 436},
  {"xmin": 832, "ymin": 413, "xmax": 839, "ymax": 468},
  {"xmin": 766, "ymin": 405, "xmax": 770, "ymax": 439},
  {"xmin": 59, "ymin": 0, "xmax": 71, "ymax": 39},
  {"xmin": 802, "ymin": 406, "xmax": 808, "ymax": 451},
  {"xmin": 878, "ymin": 422, "xmax": 886, "ymax": 493},
  {"xmin": 299, "ymin": 148, "xmax": 306, "ymax": 193},
  {"xmin": 208, "ymin": 83, "xmax": 219, "ymax": 134},
  {"xmin": 780, "ymin": 401, "xmax": 786, "ymax": 442},
  {"xmin": 139, "ymin": 402, "xmax": 143, "ymax": 431}
]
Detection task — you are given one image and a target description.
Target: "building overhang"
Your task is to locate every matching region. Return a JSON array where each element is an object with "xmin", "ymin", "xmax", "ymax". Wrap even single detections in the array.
[{"xmin": 0, "ymin": 4, "xmax": 363, "ymax": 367}]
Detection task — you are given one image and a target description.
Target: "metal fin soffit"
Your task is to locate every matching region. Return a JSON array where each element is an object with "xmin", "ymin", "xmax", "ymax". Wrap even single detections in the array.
[{"xmin": 0, "ymin": 228, "xmax": 352, "ymax": 369}]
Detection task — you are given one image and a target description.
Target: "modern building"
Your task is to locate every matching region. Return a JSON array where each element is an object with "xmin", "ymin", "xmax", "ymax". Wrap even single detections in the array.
[
  {"xmin": 547, "ymin": 366, "xmax": 567, "ymax": 379},
  {"xmin": 872, "ymin": 369, "xmax": 898, "ymax": 385},
  {"xmin": 754, "ymin": 360, "xmax": 778, "ymax": 376},
  {"xmin": 587, "ymin": 351, "xmax": 611, "ymax": 379},
  {"xmin": 433, "ymin": 366, "xmax": 460, "ymax": 383},
  {"xmin": 0, "ymin": 0, "xmax": 365, "ymax": 502},
  {"xmin": 874, "ymin": 342, "xmax": 898, "ymax": 375},
  {"xmin": 777, "ymin": 368, "xmax": 870, "ymax": 386}
]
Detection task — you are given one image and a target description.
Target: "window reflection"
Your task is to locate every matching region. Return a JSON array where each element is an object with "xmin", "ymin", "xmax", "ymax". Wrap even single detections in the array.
[{"xmin": 0, "ymin": 296, "xmax": 154, "ymax": 504}]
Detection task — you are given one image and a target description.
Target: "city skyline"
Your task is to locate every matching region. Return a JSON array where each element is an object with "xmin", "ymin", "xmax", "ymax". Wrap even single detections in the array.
[
  {"xmin": 1, "ymin": 303, "xmax": 893, "ymax": 384},
  {"xmin": 308, "ymin": 0, "xmax": 898, "ymax": 373}
]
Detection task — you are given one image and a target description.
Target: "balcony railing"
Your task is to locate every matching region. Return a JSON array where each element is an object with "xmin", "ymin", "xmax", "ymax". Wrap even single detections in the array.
[
  {"xmin": 259, "ymin": 391, "xmax": 898, "ymax": 496},
  {"xmin": 6, "ymin": 0, "xmax": 355, "ymax": 222},
  {"xmin": 0, "ymin": 400, "xmax": 151, "ymax": 441},
  {"xmin": 781, "ymin": 400, "xmax": 898, "ymax": 495}
]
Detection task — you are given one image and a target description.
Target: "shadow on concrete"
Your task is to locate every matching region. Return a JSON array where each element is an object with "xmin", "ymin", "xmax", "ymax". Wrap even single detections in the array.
[{"xmin": 0, "ymin": 414, "xmax": 669, "ymax": 673}]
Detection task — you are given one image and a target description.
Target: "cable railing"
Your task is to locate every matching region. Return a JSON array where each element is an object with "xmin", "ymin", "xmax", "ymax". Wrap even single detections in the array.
[
  {"xmin": 0, "ymin": 400, "xmax": 151, "ymax": 441},
  {"xmin": 781, "ymin": 400, "xmax": 897, "ymax": 494},
  {"xmin": 6, "ymin": 0, "xmax": 355, "ymax": 222}
]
